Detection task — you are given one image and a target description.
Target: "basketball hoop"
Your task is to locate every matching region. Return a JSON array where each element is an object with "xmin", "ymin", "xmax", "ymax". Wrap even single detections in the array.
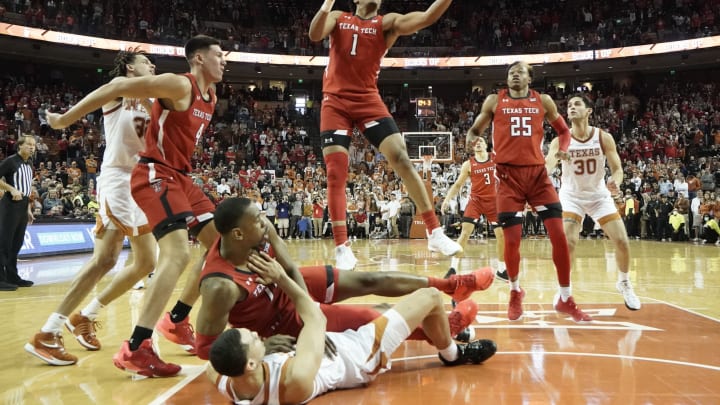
[{"xmin": 422, "ymin": 154, "xmax": 434, "ymax": 174}]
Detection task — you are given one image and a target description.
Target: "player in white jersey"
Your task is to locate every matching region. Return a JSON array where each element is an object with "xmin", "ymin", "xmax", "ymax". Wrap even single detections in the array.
[
  {"xmin": 206, "ymin": 251, "xmax": 497, "ymax": 405},
  {"xmin": 545, "ymin": 94, "xmax": 641, "ymax": 311},
  {"xmin": 25, "ymin": 50, "xmax": 161, "ymax": 366}
]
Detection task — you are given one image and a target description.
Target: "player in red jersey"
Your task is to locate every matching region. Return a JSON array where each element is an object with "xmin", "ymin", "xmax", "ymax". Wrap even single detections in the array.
[
  {"xmin": 47, "ymin": 36, "xmax": 230, "ymax": 377},
  {"xmin": 194, "ymin": 197, "xmax": 494, "ymax": 360},
  {"xmin": 442, "ymin": 137, "xmax": 506, "ymax": 278},
  {"xmin": 309, "ymin": 0, "xmax": 461, "ymax": 271},
  {"xmin": 466, "ymin": 61, "xmax": 591, "ymax": 323}
]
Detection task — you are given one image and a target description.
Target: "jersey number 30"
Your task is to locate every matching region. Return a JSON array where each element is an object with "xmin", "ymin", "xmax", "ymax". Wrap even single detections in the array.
[
  {"xmin": 510, "ymin": 116, "xmax": 532, "ymax": 137},
  {"xmin": 573, "ymin": 159, "xmax": 597, "ymax": 175}
]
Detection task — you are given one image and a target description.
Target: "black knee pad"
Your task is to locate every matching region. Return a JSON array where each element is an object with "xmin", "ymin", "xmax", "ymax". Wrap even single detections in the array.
[
  {"xmin": 320, "ymin": 131, "xmax": 352, "ymax": 149},
  {"xmin": 461, "ymin": 216, "xmax": 479, "ymax": 225},
  {"xmin": 498, "ymin": 212, "xmax": 523, "ymax": 228},
  {"xmin": 363, "ymin": 117, "xmax": 400, "ymax": 148},
  {"xmin": 189, "ymin": 218, "xmax": 213, "ymax": 238},
  {"xmin": 537, "ymin": 202, "xmax": 563, "ymax": 220}
]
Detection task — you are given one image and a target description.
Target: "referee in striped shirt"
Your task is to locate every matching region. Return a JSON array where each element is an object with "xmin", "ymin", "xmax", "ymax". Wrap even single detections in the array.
[{"xmin": 0, "ymin": 135, "xmax": 36, "ymax": 290}]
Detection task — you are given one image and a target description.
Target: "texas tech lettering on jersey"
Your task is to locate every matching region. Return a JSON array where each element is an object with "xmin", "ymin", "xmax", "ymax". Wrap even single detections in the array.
[
  {"xmin": 141, "ymin": 73, "xmax": 215, "ymax": 172},
  {"xmin": 324, "ymin": 12, "xmax": 386, "ymax": 96},
  {"xmin": 491, "ymin": 89, "xmax": 546, "ymax": 166}
]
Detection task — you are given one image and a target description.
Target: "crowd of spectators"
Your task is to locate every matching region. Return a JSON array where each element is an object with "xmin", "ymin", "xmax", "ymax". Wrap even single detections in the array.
[
  {"xmin": 0, "ymin": 0, "xmax": 718, "ymax": 56},
  {"xmin": 1, "ymin": 60, "xmax": 719, "ymax": 243}
]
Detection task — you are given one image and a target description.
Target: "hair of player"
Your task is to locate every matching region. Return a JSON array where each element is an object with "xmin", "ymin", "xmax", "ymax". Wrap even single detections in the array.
[
  {"xmin": 185, "ymin": 35, "xmax": 221, "ymax": 62},
  {"xmin": 108, "ymin": 47, "xmax": 149, "ymax": 78},
  {"xmin": 569, "ymin": 93, "xmax": 594, "ymax": 109},
  {"xmin": 507, "ymin": 61, "xmax": 533, "ymax": 80},
  {"xmin": 17, "ymin": 134, "xmax": 35, "ymax": 146},
  {"xmin": 214, "ymin": 197, "xmax": 253, "ymax": 235},
  {"xmin": 209, "ymin": 329, "xmax": 250, "ymax": 377}
]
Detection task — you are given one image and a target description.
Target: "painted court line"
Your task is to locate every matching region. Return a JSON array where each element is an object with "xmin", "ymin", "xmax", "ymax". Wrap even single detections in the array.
[{"xmin": 148, "ymin": 365, "xmax": 206, "ymax": 405}]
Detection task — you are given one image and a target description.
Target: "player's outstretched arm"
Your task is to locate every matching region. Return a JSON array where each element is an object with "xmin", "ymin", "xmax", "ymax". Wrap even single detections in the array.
[
  {"xmin": 385, "ymin": 0, "xmax": 453, "ymax": 38},
  {"xmin": 442, "ymin": 160, "xmax": 470, "ymax": 212},
  {"xmin": 248, "ymin": 252, "xmax": 326, "ymax": 403},
  {"xmin": 467, "ymin": 94, "xmax": 496, "ymax": 146},
  {"xmin": 47, "ymin": 73, "xmax": 190, "ymax": 129},
  {"xmin": 308, "ymin": 0, "xmax": 342, "ymax": 41}
]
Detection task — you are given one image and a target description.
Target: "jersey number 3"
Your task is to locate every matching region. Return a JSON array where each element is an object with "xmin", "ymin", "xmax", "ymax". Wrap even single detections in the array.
[{"xmin": 510, "ymin": 116, "xmax": 532, "ymax": 137}]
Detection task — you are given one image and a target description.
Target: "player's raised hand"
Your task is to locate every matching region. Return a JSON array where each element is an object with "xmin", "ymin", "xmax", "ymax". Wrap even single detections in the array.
[
  {"xmin": 320, "ymin": 0, "xmax": 335, "ymax": 12},
  {"xmin": 248, "ymin": 251, "xmax": 286, "ymax": 285}
]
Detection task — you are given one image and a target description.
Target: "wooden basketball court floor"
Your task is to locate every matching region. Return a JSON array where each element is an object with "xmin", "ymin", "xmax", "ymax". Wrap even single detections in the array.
[{"xmin": 2, "ymin": 238, "xmax": 719, "ymax": 404}]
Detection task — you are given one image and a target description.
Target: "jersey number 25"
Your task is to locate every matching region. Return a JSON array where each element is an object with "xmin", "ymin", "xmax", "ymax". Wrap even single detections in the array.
[{"xmin": 510, "ymin": 116, "xmax": 532, "ymax": 137}]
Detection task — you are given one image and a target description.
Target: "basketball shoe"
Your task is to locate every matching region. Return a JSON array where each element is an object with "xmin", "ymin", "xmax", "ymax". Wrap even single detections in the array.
[
  {"xmin": 25, "ymin": 331, "xmax": 78, "ymax": 366},
  {"xmin": 553, "ymin": 293, "xmax": 592, "ymax": 322},
  {"xmin": 65, "ymin": 313, "xmax": 101, "ymax": 350},
  {"xmin": 439, "ymin": 339, "xmax": 497, "ymax": 366},
  {"xmin": 112, "ymin": 339, "xmax": 181, "ymax": 378},
  {"xmin": 495, "ymin": 269, "xmax": 509, "ymax": 282},
  {"xmin": 508, "ymin": 288, "xmax": 525, "ymax": 321},
  {"xmin": 427, "ymin": 228, "xmax": 463, "ymax": 256},
  {"xmin": 156, "ymin": 312, "xmax": 196, "ymax": 354},
  {"xmin": 448, "ymin": 299, "xmax": 478, "ymax": 338},
  {"xmin": 335, "ymin": 241, "xmax": 357, "ymax": 271},
  {"xmin": 453, "ymin": 327, "xmax": 476, "ymax": 343},
  {"xmin": 448, "ymin": 267, "xmax": 495, "ymax": 302},
  {"xmin": 616, "ymin": 280, "xmax": 642, "ymax": 310}
]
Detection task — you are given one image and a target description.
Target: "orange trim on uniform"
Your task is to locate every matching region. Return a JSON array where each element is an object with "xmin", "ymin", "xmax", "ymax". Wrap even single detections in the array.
[
  {"xmin": 597, "ymin": 212, "xmax": 621, "ymax": 226},
  {"xmin": 261, "ymin": 362, "xmax": 270, "ymax": 405},
  {"xmin": 365, "ymin": 315, "xmax": 390, "ymax": 376},
  {"xmin": 562, "ymin": 211, "xmax": 583, "ymax": 224},
  {"xmin": 103, "ymin": 104, "xmax": 122, "ymax": 115},
  {"xmin": 277, "ymin": 357, "xmax": 291, "ymax": 404}
]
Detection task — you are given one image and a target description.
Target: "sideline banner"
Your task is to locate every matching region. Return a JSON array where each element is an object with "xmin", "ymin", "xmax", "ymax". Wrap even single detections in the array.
[{"xmin": 19, "ymin": 223, "xmax": 128, "ymax": 258}]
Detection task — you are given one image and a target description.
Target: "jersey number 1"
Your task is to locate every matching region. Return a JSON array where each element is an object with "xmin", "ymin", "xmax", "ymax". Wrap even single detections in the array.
[{"xmin": 350, "ymin": 33, "xmax": 359, "ymax": 56}]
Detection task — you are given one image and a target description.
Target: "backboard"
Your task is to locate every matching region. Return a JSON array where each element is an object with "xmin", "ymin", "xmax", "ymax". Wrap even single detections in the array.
[{"xmin": 403, "ymin": 132, "xmax": 453, "ymax": 164}]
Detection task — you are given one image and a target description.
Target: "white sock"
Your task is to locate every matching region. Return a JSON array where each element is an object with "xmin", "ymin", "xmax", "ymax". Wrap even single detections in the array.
[
  {"xmin": 450, "ymin": 256, "xmax": 460, "ymax": 271},
  {"xmin": 438, "ymin": 342, "xmax": 459, "ymax": 361},
  {"xmin": 510, "ymin": 280, "xmax": 521, "ymax": 291},
  {"xmin": 560, "ymin": 286, "xmax": 572, "ymax": 301},
  {"xmin": 498, "ymin": 261, "xmax": 507, "ymax": 272},
  {"xmin": 41, "ymin": 313, "xmax": 67, "ymax": 333},
  {"xmin": 80, "ymin": 298, "xmax": 105, "ymax": 321},
  {"xmin": 618, "ymin": 272, "xmax": 629, "ymax": 282}
]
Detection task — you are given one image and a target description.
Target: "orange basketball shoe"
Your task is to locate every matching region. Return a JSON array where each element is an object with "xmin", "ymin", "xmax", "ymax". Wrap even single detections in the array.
[
  {"xmin": 65, "ymin": 313, "xmax": 101, "ymax": 350},
  {"xmin": 24, "ymin": 331, "xmax": 78, "ymax": 366},
  {"xmin": 156, "ymin": 312, "xmax": 196, "ymax": 354},
  {"xmin": 112, "ymin": 339, "xmax": 181, "ymax": 378},
  {"xmin": 449, "ymin": 267, "xmax": 495, "ymax": 302},
  {"xmin": 447, "ymin": 299, "xmax": 478, "ymax": 337}
]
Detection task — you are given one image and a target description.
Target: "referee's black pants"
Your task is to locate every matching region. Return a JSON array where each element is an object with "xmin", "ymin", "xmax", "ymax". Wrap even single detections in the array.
[{"xmin": 0, "ymin": 196, "xmax": 29, "ymax": 283}]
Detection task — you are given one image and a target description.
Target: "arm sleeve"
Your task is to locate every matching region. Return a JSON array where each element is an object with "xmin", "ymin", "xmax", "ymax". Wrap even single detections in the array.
[{"xmin": 549, "ymin": 115, "xmax": 571, "ymax": 152}]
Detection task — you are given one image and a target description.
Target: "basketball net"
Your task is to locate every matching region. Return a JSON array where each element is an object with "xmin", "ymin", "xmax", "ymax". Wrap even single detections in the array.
[{"xmin": 422, "ymin": 154, "xmax": 433, "ymax": 178}]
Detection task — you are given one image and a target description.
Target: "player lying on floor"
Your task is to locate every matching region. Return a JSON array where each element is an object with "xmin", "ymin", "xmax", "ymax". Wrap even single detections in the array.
[
  {"xmin": 207, "ymin": 250, "xmax": 497, "ymax": 404},
  {"xmin": 194, "ymin": 197, "xmax": 495, "ymax": 360}
]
